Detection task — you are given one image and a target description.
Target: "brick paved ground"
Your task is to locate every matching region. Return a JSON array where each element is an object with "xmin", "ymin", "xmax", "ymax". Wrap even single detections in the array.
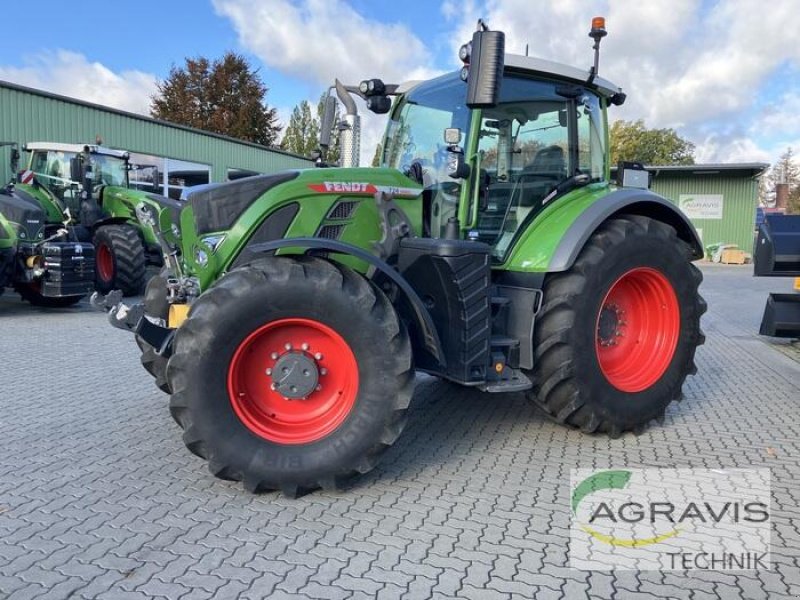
[{"xmin": 0, "ymin": 264, "xmax": 798, "ymax": 599}]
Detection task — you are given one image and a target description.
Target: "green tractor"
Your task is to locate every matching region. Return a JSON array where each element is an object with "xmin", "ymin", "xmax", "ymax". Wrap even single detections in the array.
[
  {"xmin": 0, "ymin": 143, "xmax": 95, "ymax": 306},
  {"xmin": 98, "ymin": 19, "xmax": 706, "ymax": 496},
  {"xmin": 18, "ymin": 142, "xmax": 182, "ymax": 295}
]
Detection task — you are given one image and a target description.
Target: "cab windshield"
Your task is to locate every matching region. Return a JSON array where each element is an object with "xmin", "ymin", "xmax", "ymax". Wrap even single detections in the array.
[
  {"xmin": 382, "ymin": 73, "xmax": 470, "ymax": 237},
  {"xmin": 30, "ymin": 149, "xmax": 129, "ymax": 188},
  {"xmin": 380, "ymin": 72, "xmax": 607, "ymax": 250}
]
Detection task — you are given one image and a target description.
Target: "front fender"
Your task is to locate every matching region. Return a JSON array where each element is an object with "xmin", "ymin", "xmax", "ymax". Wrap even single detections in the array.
[{"xmin": 231, "ymin": 237, "xmax": 445, "ymax": 370}]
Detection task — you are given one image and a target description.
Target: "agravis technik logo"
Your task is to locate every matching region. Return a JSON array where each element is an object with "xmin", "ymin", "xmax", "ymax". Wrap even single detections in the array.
[{"xmin": 569, "ymin": 468, "xmax": 771, "ymax": 570}]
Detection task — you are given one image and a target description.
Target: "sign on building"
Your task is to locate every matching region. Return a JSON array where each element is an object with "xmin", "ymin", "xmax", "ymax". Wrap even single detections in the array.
[{"xmin": 678, "ymin": 194, "xmax": 724, "ymax": 220}]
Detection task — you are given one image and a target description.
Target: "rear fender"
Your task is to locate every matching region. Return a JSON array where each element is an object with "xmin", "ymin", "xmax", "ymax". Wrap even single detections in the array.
[{"xmin": 548, "ymin": 188, "xmax": 703, "ymax": 272}]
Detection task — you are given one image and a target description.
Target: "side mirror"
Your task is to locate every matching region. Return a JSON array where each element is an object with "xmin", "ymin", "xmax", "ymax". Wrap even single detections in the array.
[
  {"xmin": 465, "ymin": 29, "xmax": 505, "ymax": 108},
  {"xmin": 446, "ymin": 147, "xmax": 471, "ymax": 180},
  {"xmin": 319, "ymin": 94, "xmax": 337, "ymax": 148},
  {"xmin": 616, "ymin": 161, "xmax": 649, "ymax": 189},
  {"xmin": 444, "ymin": 128, "xmax": 462, "ymax": 145},
  {"xmin": 69, "ymin": 157, "xmax": 83, "ymax": 183},
  {"xmin": 366, "ymin": 96, "xmax": 392, "ymax": 114}
]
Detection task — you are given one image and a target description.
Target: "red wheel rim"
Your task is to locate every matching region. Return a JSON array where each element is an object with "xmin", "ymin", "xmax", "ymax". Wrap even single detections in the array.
[
  {"xmin": 96, "ymin": 243, "xmax": 114, "ymax": 282},
  {"xmin": 227, "ymin": 318, "xmax": 359, "ymax": 444},
  {"xmin": 595, "ymin": 267, "xmax": 680, "ymax": 393}
]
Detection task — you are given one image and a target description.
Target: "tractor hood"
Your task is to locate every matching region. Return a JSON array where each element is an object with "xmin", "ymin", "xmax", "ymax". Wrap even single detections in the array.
[{"xmin": 0, "ymin": 187, "xmax": 47, "ymax": 242}]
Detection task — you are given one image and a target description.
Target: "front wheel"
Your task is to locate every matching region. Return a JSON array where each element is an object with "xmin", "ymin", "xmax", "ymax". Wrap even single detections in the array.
[
  {"xmin": 529, "ymin": 215, "xmax": 706, "ymax": 436},
  {"xmin": 93, "ymin": 225, "xmax": 146, "ymax": 296},
  {"xmin": 166, "ymin": 256, "xmax": 415, "ymax": 496}
]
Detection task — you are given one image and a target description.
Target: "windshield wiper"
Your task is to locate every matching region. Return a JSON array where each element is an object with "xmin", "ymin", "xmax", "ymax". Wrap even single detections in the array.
[{"xmin": 541, "ymin": 173, "xmax": 592, "ymax": 206}]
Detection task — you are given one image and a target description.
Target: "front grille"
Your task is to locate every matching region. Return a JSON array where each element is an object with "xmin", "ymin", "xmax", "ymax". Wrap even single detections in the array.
[
  {"xmin": 317, "ymin": 224, "xmax": 345, "ymax": 240},
  {"xmin": 326, "ymin": 200, "xmax": 359, "ymax": 220}
]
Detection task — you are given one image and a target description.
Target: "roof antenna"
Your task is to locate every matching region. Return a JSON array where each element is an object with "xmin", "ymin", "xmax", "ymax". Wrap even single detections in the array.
[
  {"xmin": 587, "ymin": 16, "xmax": 607, "ymax": 85},
  {"xmin": 525, "ymin": 43, "xmax": 529, "ymax": 57}
]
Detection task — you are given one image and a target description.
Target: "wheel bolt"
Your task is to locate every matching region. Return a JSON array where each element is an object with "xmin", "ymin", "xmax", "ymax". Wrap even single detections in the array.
[
  {"xmin": 270, "ymin": 352, "xmax": 279, "ymax": 360},
  {"xmin": 320, "ymin": 368, "xmax": 327, "ymax": 376},
  {"xmin": 270, "ymin": 383, "xmax": 277, "ymax": 390},
  {"xmin": 285, "ymin": 343, "xmax": 292, "ymax": 351},
  {"xmin": 265, "ymin": 368, "xmax": 272, "ymax": 375},
  {"xmin": 301, "ymin": 343, "xmax": 309, "ymax": 351},
  {"xmin": 314, "ymin": 353, "xmax": 323, "ymax": 361},
  {"xmin": 316, "ymin": 384, "xmax": 322, "ymax": 391}
]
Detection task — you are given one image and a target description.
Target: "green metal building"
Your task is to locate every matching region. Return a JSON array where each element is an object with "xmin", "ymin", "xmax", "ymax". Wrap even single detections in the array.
[
  {"xmin": 0, "ymin": 80, "xmax": 312, "ymax": 191},
  {"xmin": 648, "ymin": 164, "xmax": 768, "ymax": 254}
]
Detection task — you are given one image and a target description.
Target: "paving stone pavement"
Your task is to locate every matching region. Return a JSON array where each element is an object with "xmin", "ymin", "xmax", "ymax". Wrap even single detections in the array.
[{"xmin": 0, "ymin": 264, "xmax": 799, "ymax": 600}]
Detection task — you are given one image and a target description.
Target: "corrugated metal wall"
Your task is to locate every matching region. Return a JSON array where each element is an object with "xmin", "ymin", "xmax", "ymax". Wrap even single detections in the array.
[
  {"xmin": 650, "ymin": 174, "xmax": 759, "ymax": 252},
  {"xmin": 0, "ymin": 81, "xmax": 312, "ymax": 184}
]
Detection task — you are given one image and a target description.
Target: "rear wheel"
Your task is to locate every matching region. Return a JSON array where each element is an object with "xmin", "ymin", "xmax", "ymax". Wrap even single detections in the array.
[
  {"xmin": 93, "ymin": 225, "xmax": 146, "ymax": 296},
  {"xmin": 529, "ymin": 215, "xmax": 706, "ymax": 436},
  {"xmin": 166, "ymin": 256, "xmax": 414, "ymax": 496}
]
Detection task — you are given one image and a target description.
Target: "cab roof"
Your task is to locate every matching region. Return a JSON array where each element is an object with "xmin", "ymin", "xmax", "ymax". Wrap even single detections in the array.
[
  {"xmin": 504, "ymin": 54, "xmax": 621, "ymax": 98},
  {"xmin": 23, "ymin": 142, "xmax": 130, "ymax": 160}
]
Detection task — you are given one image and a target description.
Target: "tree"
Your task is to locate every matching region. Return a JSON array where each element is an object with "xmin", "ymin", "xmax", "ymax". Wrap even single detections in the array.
[
  {"xmin": 280, "ymin": 101, "xmax": 319, "ymax": 157},
  {"xmin": 371, "ymin": 143, "xmax": 383, "ymax": 167},
  {"xmin": 610, "ymin": 119, "xmax": 695, "ymax": 166},
  {"xmin": 151, "ymin": 52, "xmax": 281, "ymax": 146},
  {"xmin": 771, "ymin": 148, "xmax": 800, "ymax": 214}
]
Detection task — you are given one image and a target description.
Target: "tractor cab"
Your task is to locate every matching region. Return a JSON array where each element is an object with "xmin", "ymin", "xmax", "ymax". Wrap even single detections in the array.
[
  {"xmin": 379, "ymin": 67, "xmax": 613, "ymax": 258},
  {"xmin": 321, "ymin": 20, "xmax": 625, "ymax": 264},
  {"xmin": 23, "ymin": 142, "xmax": 131, "ymax": 218}
]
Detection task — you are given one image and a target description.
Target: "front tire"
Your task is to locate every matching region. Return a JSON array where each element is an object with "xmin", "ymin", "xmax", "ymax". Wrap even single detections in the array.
[
  {"xmin": 93, "ymin": 225, "xmax": 146, "ymax": 296},
  {"xmin": 166, "ymin": 256, "xmax": 415, "ymax": 496},
  {"xmin": 529, "ymin": 215, "xmax": 706, "ymax": 436}
]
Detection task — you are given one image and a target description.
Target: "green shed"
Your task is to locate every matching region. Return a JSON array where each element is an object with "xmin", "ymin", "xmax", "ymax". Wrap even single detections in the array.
[
  {"xmin": 0, "ymin": 80, "xmax": 312, "ymax": 193},
  {"xmin": 648, "ymin": 164, "xmax": 768, "ymax": 254}
]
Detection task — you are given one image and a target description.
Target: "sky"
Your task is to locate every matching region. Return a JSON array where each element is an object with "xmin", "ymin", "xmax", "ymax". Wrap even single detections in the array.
[{"xmin": 1, "ymin": 0, "xmax": 799, "ymax": 168}]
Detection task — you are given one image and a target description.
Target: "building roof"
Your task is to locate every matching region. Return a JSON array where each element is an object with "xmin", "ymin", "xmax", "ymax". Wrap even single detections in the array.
[
  {"xmin": 0, "ymin": 79, "xmax": 307, "ymax": 161},
  {"xmin": 646, "ymin": 163, "xmax": 769, "ymax": 178}
]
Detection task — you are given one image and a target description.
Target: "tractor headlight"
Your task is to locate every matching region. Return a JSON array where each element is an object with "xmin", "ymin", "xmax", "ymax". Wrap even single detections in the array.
[{"xmin": 194, "ymin": 248, "xmax": 209, "ymax": 267}]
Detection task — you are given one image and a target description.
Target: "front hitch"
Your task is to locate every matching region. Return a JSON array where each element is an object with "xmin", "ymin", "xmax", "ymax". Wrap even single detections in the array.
[{"xmin": 91, "ymin": 291, "xmax": 175, "ymax": 357}]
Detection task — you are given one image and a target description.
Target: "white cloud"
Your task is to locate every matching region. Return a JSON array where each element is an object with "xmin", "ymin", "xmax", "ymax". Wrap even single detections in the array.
[
  {"xmin": 0, "ymin": 50, "xmax": 156, "ymax": 114},
  {"xmin": 213, "ymin": 0, "xmax": 438, "ymax": 85},
  {"xmin": 444, "ymin": 0, "xmax": 800, "ymax": 166},
  {"xmin": 213, "ymin": 0, "xmax": 448, "ymax": 164}
]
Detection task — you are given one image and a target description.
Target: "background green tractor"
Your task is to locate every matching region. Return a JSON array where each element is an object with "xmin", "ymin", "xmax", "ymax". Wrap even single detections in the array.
[
  {"xmin": 0, "ymin": 142, "xmax": 95, "ymax": 306},
  {"xmin": 18, "ymin": 142, "xmax": 182, "ymax": 295},
  {"xmin": 101, "ymin": 19, "xmax": 706, "ymax": 496}
]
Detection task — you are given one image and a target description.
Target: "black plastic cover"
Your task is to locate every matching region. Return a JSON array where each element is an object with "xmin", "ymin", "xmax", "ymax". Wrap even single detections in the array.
[
  {"xmin": 754, "ymin": 214, "xmax": 800, "ymax": 277},
  {"xmin": 0, "ymin": 188, "xmax": 45, "ymax": 240},
  {"xmin": 399, "ymin": 238, "xmax": 491, "ymax": 382},
  {"xmin": 191, "ymin": 172, "xmax": 299, "ymax": 234},
  {"xmin": 145, "ymin": 192, "xmax": 184, "ymax": 224}
]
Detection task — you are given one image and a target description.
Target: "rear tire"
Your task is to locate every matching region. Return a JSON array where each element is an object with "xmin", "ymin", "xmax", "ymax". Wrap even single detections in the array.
[
  {"xmin": 166, "ymin": 256, "xmax": 415, "ymax": 496},
  {"xmin": 529, "ymin": 215, "xmax": 706, "ymax": 436},
  {"xmin": 93, "ymin": 225, "xmax": 146, "ymax": 296}
]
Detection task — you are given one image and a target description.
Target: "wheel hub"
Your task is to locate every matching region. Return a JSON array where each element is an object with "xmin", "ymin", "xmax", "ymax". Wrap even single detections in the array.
[
  {"xmin": 270, "ymin": 351, "xmax": 319, "ymax": 399},
  {"xmin": 597, "ymin": 303, "xmax": 625, "ymax": 347}
]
